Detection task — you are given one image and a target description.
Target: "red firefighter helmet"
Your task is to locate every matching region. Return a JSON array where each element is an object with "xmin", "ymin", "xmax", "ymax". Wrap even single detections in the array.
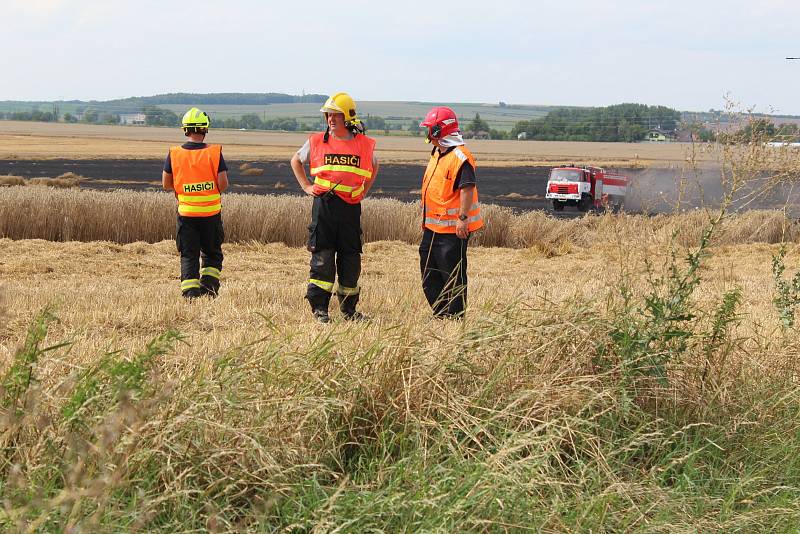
[{"xmin": 420, "ymin": 106, "xmax": 459, "ymax": 139}]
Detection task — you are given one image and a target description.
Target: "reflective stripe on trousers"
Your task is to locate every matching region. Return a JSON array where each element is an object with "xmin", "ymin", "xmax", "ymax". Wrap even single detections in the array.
[
  {"xmin": 309, "ymin": 278, "xmax": 334, "ymax": 292},
  {"xmin": 337, "ymin": 285, "xmax": 360, "ymax": 296},
  {"xmin": 181, "ymin": 278, "xmax": 201, "ymax": 291},
  {"xmin": 200, "ymin": 266, "xmax": 221, "ymax": 279}
]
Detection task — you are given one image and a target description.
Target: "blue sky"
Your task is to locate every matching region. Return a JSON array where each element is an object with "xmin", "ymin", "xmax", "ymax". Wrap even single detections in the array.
[{"xmin": 3, "ymin": 0, "xmax": 800, "ymax": 114}]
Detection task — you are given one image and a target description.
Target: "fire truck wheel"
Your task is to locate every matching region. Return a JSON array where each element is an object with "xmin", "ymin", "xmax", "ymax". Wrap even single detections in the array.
[
  {"xmin": 578, "ymin": 195, "xmax": 592, "ymax": 212},
  {"xmin": 552, "ymin": 201, "xmax": 564, "ymax": 212}
]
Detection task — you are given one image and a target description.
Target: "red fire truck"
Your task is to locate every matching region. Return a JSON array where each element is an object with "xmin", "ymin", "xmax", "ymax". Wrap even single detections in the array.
[{"xmin": 545, "ymin": 165, "xmax": 630, "ymax": 212}]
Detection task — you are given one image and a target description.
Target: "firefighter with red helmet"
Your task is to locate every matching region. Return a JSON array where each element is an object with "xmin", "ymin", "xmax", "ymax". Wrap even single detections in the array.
[
  {"xmin": 162, "ymin": 107, "xmax": 229, "ymax": 299},
  {"xmin": 418, "ymin": 106, "xmax": 483, "ymax": 318},
  {"xmin": 290, "ymin": 92, "xmax": 379, "ymax": 323}
]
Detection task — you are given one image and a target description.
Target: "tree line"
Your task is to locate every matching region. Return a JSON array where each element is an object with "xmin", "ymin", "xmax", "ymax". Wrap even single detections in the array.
[
  {"xmin": 734, "ymin": 118, "xmax": 800, "ymax": 142},
  {"xmin": 511, "ymin": 103, "xmax": 681, "ymax": 142},
  {"xmin": 0, "ymin": 110, "xmax": 59, "ymax": 122},
  {"xmin": 682, "ymin": 118, "xmax": 800, "ymax": 144},
  {"xmin": 0, "ymin": 106, "xmax": 679, "ymax": 142}
]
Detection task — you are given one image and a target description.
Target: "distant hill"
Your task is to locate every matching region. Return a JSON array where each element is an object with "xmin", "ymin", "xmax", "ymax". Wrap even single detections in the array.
[
  {"xmin": 15, "ymin": 93, "xmax": 791, "ymax": 139},
  {"xmin": 0, "ymin": 94, "xmax": 558, "ymax": 132},
  {"xmin": 0, "ymin": 93, "xmax": 328, "ymax": 115},
  {"xmin": 104, "ymin": 92, "xmax": 329, "ymax": 107}
]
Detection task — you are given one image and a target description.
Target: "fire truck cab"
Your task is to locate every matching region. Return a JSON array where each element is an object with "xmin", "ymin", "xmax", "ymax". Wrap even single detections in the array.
[{"xmin": 545, "ymin": 165, "xmax": 629, "ymax": 212}]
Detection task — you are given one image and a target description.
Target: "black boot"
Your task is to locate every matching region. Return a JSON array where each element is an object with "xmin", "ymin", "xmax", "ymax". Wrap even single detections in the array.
[
  {"xmin": 182, "ymin": 287, "xmax": 204, "ymax": 300},
  {"xmin": 306, "ymin": 286, "xmax": 332, "ymax": 324},
  {"xmin": 312, "ymin": 308, "xmax": 330, "ymax": 323},
  {"xmin": 338, "ymin": 292, "xmax": 368, "ymax": 322},
  {"xmin": 200, "ymin": 275, "xmax": 220, "ymax": 298}
]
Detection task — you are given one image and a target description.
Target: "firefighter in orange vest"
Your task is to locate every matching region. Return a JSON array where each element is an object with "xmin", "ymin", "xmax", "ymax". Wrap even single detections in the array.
[
  {"xmin": 290, "ymin": 92, "xmax": 379, "ymax": 323},
  {"xmin": 418, "ymin": 106, "xmax": 483, "ymax": 318},
  {"xmin": 162, "ymin": 107, "xmax": 229, "ymax": 299}
]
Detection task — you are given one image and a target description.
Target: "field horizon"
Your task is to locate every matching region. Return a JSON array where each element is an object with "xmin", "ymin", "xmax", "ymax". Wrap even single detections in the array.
[{"xmin": 0, "ymin": 120, "xmax": 709, "ymax": 168}]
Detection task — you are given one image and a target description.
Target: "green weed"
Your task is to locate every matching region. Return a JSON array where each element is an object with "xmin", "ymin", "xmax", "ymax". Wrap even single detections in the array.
[{"xmin": 772, "ymin": 245, "xmax": 800, "ymax": 328}]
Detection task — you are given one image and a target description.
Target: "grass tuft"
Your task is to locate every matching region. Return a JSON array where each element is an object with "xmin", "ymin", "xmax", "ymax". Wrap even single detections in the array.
[{"xmin": 0, "ymin": 175, "xmax": 25, "ymax": 187}]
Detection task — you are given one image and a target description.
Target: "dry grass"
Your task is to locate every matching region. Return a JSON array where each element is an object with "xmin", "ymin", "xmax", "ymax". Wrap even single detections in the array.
[
  {"xmin": 54, "ymin": 171, "xmax": 84, "ymax": 182},
  {"xmin": 0, "ymin": 175, "xmax": 25, "ymax": 186},
  {"xmin": 1, "ymin": 234, "xmax": 800, "ymax": 530},
  {"xmin": 240, "ymin": 167, "xmax": 264, "ymax": 176},
  {"xmin": 496, "ymin": 192, "xmax": 543, "ymax": 200},
  {"xmin": 28, "ymin": 172, "xmax": 83, "ymax": 188},
  {"xmin": 1, "ymin": 173, "xmax": 83, "ymax": 188},
  {"xmin": 1, "ymin": 186, "xmax": 797, "ymax": 250},
  {"xmin": 0, "ymin": 237, "xmax": 786, "ymax": 375},
  {"xmin": 0, "ymin": 121, "xmax": 710, "ymax": 167}
]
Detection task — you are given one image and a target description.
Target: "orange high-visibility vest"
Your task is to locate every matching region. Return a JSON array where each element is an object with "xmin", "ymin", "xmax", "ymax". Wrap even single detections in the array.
[
  {"xmin": 421, "ymin": 145, "xmax": 483, "ymax": 234},
  {"xmin": 309, "ymin": 132, "xmax": 375, "ymax": 204},
  {"xmin": 170, "ymin": 144, "xmax": 222, "ymax": 217}
]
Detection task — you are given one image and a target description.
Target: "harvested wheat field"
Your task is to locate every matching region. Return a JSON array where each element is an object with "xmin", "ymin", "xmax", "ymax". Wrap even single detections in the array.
[{"xmin": 0, "ymin": 120, "xmax": 709, "ymax": 167}]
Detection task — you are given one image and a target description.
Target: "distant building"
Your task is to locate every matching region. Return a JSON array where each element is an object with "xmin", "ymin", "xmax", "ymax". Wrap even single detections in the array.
[
  {"xmin": 675, "ymin": 128, "xmax": 693, "ymax": 142},
  {"xmin": 465, "ymin": 130, "xmax": 490, "ymax": 140},
  {"xmin": 644, "ymin": 128, "xmax": 676, "ymax": 142},
  {"xmin": 120, "ymin": 113, "xmax": 146, "ymax": 125}
]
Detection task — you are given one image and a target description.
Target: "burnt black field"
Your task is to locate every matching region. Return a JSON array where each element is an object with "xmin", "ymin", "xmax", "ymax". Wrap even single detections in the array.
[
  {"xmin": 0, "ymin": 159, "xmax": 558, "ymax": 211},
  {"xmin": 3, "ymin": 159, "xmax": 797, "ymax": 215}
]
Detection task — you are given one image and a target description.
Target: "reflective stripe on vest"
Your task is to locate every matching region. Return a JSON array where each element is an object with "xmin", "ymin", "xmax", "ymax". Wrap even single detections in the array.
[
  {"xmin": 424, "ymin": 214, "xmax": 483, "ymax": 227},
  {"xmin": 308, "ymin": 132, "xmax": 376, "ymax": 204},
  {"xmin": 312, "ymin": 177, "xmax": 366, "ymax": 199},
  {"xmin": 179, "ymin": 204, "xmax": 221, "ymax": 215},
  {"xmin": 170, "ymin": 144, "xmax": 222, "ymax": 217},
  {"xmin": 421, "ymin": 145, "xmax": 484, "ymax": 234},
  {"xmin": 446, "ymin": 203, "xmax": 480, "ymax": 215},
  {"xmin": 178, "ymin": 193, "xmax": 221, "ymax": 203},
  {"xmin": 311, "ymin": 164, "xmax": 372, "ymax": 178}
]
